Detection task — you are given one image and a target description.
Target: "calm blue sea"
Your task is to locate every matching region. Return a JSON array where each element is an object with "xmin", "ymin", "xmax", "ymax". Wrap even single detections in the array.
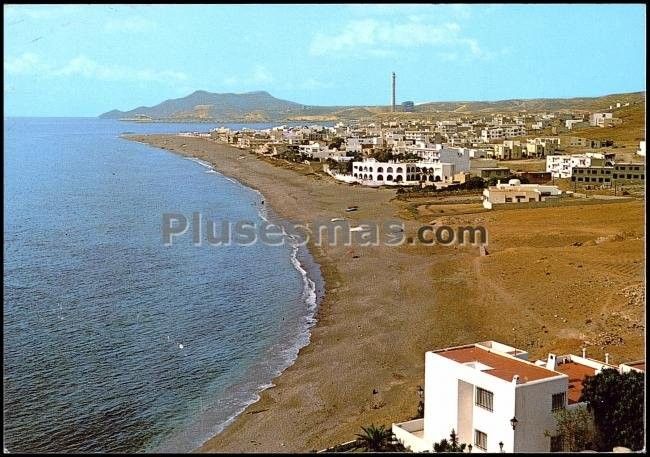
[{"xmin": 3, "ymin": 118, "xmax": 323, "ymax": 453}]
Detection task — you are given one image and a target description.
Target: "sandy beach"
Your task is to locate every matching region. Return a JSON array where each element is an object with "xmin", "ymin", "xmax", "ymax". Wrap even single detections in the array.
[{"xmin": 126, "ymin": 134, "xmax": 645, "ymax": 453}]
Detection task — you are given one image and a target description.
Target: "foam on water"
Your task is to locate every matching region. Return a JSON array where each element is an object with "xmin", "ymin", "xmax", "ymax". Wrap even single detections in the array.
[{"xmin": 154, "ymin": 155, "xmax": 322, "ymax": 452}]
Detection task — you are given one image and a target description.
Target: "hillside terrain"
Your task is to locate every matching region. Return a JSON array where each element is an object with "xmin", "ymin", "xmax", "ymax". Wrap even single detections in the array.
[
  {"xmin": 100, "ymin": 90, "xmax": 645, "ymax": 122},
  {"xmin": 415, "ymin": 91, "xmax": 645, "ymax": 113},
  {"xmin": 100, "ymin": 90, "xmax": 317, "ymax": 122}
]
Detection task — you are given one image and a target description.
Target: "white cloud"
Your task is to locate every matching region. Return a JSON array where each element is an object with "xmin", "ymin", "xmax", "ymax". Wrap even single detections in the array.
[
  {"xmin": 4, "ymin": 53, "xmax": 188, "ymax": 84},
  {"xmin": 104, "ymin": 16, "xmax": 157, "ymax": 33},
  {"xmin": 4, "ymin": 53, "xmax": 50, "ymax": 74},
  {"xmin": 309, "ymin": 17, "xmax": 494, "ymax": 60}
]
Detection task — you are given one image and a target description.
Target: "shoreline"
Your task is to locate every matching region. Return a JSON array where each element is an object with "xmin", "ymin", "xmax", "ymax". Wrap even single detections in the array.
[
  {"xmin": 153, "ymin": 151, "xmax": 326, "ymax": 453},
  {"xmin": 125, "ymin": 134, "xmax": 645, "ymax": 453},
  {"xmin": 124, "ymin": 134, "xmax": 434, "ymax": 452}
]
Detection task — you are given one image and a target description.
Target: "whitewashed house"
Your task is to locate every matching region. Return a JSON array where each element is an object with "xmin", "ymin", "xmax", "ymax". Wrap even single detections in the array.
[
  {"xmin": 392, "ymin": 341, "xmax": 644, "ymax": 453},
  {"xmin": 481, "ymin": 125, "xmax": 527, "ymax": 142},
  {"xmin": 546, "ymin": 153, "xmax": 606, "ymax": 178},
  {"xmin": 589, "ymin": 112, "xmax": 613, "ymax": 127},
  {"xmin": 415, "ymin": 147, "xmax": 471, "ymax": 173},
  {"xmin": 482, "ymin": 179, "xmax": 562, "ymax": 209}
]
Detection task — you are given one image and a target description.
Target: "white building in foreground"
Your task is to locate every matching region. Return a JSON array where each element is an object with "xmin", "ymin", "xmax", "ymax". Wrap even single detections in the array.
[{"xmin": 392, "ymin": 341, "xmax": 644, "ymax": 453}]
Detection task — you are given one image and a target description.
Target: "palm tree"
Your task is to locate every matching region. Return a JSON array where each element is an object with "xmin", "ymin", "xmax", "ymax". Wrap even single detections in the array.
[
  {"xmin": 355, "ymin": 424, "xmax": 395, "ymax": 452},
  {"xmin": 433, "ymin": 429, "xmax": 467, "ymax": 453}
]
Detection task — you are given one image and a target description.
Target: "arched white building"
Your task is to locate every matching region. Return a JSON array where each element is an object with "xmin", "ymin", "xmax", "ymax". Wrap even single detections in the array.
[{"xmin": 350, "ymin": 158, "xmax": 456, "ymax": 186}]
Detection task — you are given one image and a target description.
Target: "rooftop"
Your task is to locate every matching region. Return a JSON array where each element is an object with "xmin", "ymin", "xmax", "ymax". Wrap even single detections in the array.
[
  {"xmin": 623, "ymin": 360, "xmax": 645, "ymax": 372},
  {"xmin": 435, "ymin": 345, "xmax": 562, "ymax": 384},
  {"xmin": 553, "ymin": 361, "xmax": 598, "ymax": 404}
]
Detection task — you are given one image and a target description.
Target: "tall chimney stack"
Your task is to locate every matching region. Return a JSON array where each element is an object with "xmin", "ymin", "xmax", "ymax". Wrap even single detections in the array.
[{"xmin": 392, "ymin": 72, "xmax": 396, "ymax": 112}]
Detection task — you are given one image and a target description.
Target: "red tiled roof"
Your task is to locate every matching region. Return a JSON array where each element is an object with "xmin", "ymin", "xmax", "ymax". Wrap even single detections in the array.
[
  {"xmin": 553, "ymin": 362, "xmax": 597, "ymax": 404},
  {"xmin": 435, "ymin": 346, "xmax": 562, "ymax": 384}
]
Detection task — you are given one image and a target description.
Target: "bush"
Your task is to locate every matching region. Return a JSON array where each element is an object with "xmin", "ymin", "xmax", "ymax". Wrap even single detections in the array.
[
  {"xmin": 546, "ymin": 407, "xmax": 597, "ymax": 451},
  {"xmin": 461, "ymin": 176, "xmax": 486, "ymax": 190},
  {"xmin": 369, "ymin": 148, "xmax": 395, "ymax": 162},
  {"xmin": 580, "ymin": 369, "xmax": 644, "ymax": 450}
]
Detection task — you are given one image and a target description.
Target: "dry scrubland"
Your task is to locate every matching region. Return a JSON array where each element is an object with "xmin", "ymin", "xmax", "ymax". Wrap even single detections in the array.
[
  {"xmin": 126, "ymin": 130, "xmax": 644, "ymax": 452},
  {"xmin": 400, "ymin": 197, "xmax": 645, "ymax": 361}
]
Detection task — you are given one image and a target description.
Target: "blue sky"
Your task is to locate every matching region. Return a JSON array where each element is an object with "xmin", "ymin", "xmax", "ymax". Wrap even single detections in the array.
[{"xmin": 4, "ymin": 4, "xmax": 646, "ymax": 116}]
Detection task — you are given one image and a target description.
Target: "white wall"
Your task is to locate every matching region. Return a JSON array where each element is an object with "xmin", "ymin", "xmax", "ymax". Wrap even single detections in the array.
[
  {"xmin": 423, "ymin": 352, "xmax": 518, "ymax": 452},
  {"xmin": 513, "ymin": 377, "xmax": 568, "ymax": 452},
  {"xmin": 422, "ymin": 348, "xmax": 577, "ymax": 453},
  {"xmin": 392, "ymin": 419, "xmax": 431, "ymax": 452},
  {"xmin": 423, "ymin": 353, "xmax": 460, "ymax": 443}
]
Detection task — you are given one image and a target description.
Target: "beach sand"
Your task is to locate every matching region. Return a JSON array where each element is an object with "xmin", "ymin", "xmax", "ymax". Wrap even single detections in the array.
[{"xmin": 126, "ymin": 134, "xmax": 645, "ymax": 453}]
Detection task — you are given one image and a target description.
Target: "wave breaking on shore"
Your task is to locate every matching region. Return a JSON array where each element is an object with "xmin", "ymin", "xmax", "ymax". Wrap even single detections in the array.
[{"xmin": 153, "ymin": 154, "xmax": 323, "ymax": 452}]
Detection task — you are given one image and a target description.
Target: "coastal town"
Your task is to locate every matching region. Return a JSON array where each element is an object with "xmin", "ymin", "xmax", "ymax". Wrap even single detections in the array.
[
  {"xmin": 150, "ymin": 88, "xmax": 645, "ymax": 453},
  {"xmin": 5, "ymin": 4, "xmax": 645, "ymax": 455},
  {"xmin": 179, "ymin": 94, "xmax": 645, "ymax": 214}
]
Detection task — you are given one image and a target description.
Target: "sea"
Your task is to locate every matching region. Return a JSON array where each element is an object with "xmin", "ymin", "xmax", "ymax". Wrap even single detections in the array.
[{"xmin": 3, "ymin": 118, "xmax": 324, "ymax": 453}]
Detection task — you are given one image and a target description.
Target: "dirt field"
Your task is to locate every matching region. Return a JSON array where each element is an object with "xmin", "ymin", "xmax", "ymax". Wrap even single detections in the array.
[{"xmin": 398, "ymin": 197, "xmax": 645, "ymax": 362}]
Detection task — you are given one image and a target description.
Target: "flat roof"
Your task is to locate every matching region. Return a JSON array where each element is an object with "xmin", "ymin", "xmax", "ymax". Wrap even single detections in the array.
[
  {"xmin": 553, "ymin": 362, "xmax": 598, "ymax": 404},
  {"xmin": 624, "ymin": 360, "xmax": 645, "ymax": 372},
  {"xmin": 435, "ymin": 345, "xmax": 562, "ymax": 384}
]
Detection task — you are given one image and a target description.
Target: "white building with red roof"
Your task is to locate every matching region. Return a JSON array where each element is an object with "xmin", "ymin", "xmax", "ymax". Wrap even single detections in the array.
[{"xmin": 392, "ymin": 341, "xmax": 643, "ymax": 453}]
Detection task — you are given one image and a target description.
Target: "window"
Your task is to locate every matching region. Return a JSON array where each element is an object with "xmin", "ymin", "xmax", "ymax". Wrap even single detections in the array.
[
  {"xmin": 474, "ymin": 430, "xmax": 488, "ymax": 450},
  {"xmin": 475, "ymin": 387, "xmax": 494, "ymax": 411},
  {"xmin": 552, "ymin": 392, "xmax": 566, "ymax": 411}
]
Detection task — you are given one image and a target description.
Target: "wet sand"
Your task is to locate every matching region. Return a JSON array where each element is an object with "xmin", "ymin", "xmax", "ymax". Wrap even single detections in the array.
[{"xmin": 125, "ymin": 134, "xmax": 645, "ymax": 453}]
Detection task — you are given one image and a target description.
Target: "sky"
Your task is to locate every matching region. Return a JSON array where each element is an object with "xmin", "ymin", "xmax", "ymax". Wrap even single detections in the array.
[{"xmin": 3, "ymin": 4, "xmax": 647, "ymax": 117}]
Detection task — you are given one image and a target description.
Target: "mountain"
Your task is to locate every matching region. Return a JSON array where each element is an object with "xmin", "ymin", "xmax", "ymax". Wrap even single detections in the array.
[
  {"xmin": 99, "ymin": 90, "xmax": 336, "ymax": 122},
  {"xmin": 100, "ymin": 90, "xmax": 646, "ymax": 122},
  {"xmin": 414, "ymin": 91, "xmax": 646, "ymax": 114}
]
